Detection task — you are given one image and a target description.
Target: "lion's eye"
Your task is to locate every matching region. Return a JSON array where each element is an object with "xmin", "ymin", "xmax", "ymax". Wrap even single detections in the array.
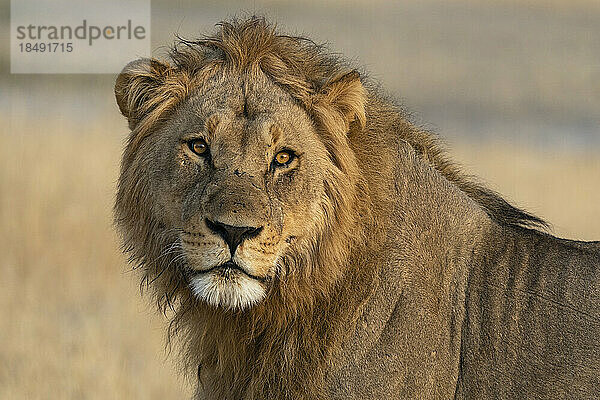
[
  {"xmin": 188, "ymin": 139, "xmax": 209, "ymax": 156},
  {"xmin": 274, "ymin": 150, "xmax": 294, "ymax": 166}
]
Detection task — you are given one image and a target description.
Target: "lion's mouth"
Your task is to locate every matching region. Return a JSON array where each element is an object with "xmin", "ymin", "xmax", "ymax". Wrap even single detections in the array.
[{"xmin": 192, "ymin": 261, "xmax": 267, "ymax": 282}]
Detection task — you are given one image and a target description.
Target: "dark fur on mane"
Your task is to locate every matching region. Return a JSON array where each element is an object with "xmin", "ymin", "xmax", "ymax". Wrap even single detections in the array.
[{"xmin": 164, "ymin": 16, "xmax": 546, "ymax": 231}]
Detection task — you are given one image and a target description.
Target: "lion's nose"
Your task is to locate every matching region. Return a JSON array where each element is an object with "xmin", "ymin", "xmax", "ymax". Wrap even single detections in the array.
[{"xmin": 205, "ymin": 218, "xmax": 263, "ymax": 255}]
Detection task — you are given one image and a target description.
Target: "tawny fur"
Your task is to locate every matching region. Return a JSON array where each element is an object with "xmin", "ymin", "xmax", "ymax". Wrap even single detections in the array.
[{"xmin": 114, "ymin": 17, "xmax": 599, "ymax": 399}]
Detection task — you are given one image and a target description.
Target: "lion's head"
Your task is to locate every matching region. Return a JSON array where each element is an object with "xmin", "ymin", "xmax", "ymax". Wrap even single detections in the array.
[{"xmin": 114, "ymin": 18, "xmax": 369, "ymax": 312}]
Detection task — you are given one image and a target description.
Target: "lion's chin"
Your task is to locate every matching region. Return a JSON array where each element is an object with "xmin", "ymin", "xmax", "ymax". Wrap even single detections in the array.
[{"xmin": 189, "ymin": 268, "xmax": 266, "ymax": 310}]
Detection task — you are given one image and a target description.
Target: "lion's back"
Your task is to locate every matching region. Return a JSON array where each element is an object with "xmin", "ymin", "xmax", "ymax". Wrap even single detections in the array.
[{"xmin": 457, "ymin": 228, "xmax": 600, "ymax": 399}]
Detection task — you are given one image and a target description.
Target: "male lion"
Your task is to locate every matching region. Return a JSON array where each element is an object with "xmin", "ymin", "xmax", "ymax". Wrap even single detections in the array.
[{"xmin": 114, "ymin": 17, "xmax": 600, "ymax": 399}]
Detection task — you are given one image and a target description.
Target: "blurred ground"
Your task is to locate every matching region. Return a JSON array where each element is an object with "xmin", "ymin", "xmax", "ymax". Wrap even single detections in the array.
[
  {"xmin": 1, "ymin": 0, "xmax": 598, "ymax": 398},
  {"xmin": 0, "ymin": 128, "xmax": 187, "ymax": 399}
]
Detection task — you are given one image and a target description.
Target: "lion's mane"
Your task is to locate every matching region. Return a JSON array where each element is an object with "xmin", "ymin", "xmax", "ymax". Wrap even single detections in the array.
[{"xmin": 114, "ymin": 17, "xmax": 546, "ymax": 399}]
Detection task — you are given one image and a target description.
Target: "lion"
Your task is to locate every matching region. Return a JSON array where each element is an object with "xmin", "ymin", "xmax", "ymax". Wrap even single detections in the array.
[{"xmin": 114, "ymin": 17, "xmax": 600, "ymax": 399}]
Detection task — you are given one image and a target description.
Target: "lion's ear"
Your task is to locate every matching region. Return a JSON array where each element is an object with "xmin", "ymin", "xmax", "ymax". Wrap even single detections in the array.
[
  {"xmin": 312, "ymin": 71, "xmax": 367, "ymax": 133},
  {"xmin": 114, "ymin": 58, "xmax": 173, "ymax": 130}
]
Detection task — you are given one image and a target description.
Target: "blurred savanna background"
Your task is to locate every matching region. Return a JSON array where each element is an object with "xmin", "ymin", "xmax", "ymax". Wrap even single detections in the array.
[{"xmin": 1, "ymin": 0, "xmax": 599, "ymax": 398}]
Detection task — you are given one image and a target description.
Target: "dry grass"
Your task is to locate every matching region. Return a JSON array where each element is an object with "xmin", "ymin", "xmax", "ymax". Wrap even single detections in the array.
[
  {"xmin": 0, "ymin": 125, "xmax": 598, "ymax": 399},
  {"xmin": 0, "ymin": 126, "xmax": 188, "ymax": 399}
]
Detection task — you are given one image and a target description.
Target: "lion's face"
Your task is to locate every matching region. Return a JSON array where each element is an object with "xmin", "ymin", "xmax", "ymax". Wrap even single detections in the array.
[
  {"xmin": 116, "ymin": 40, "xmax": 367, "ymax": 312},
  {"xmin": 143, "ymin": 74, "xmax": 331, "ymax": 309}
]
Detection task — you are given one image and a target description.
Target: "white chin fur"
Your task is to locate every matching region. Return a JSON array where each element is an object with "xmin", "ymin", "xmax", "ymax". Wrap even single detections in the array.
[{"xmin": 189, "ymin": 272, "xmax": 266, "ymax": 310}]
